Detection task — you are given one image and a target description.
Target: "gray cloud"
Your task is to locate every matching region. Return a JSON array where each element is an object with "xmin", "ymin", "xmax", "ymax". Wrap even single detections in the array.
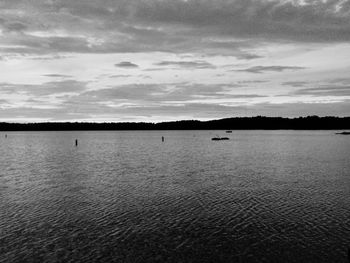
[
  {"xmin": 246, "ymin": 101, "xmax": 350, "ymax": 117},
  {"xmin": 235, "ymin": 66, "xmax": 306, "ymax": 74},
  {"xmin": 0, "ymin": 106, "xmax": 92, "ymax": 121},
  {"xmin": 111, "ymin": 103, "xmax": 249, "ymax": 119},
  {"xmin": 2, "ymin": 21, "xmax": 27, "ymax": 32},
  {"xmin": 0, "ymin": 80, "xmax": 87, "ymax": 97},
  {"xmin": 1, "ymin": 80, "xmax": 348, "ymax": 121},
  {"xmin": 0, "ymin": 101, "xmax": 244, "ymax": 121},
  {"xmin": 238, "ymin": 80, "xmax": 268, "ymax": 84},
  {"xmin": 43, "ymin": 74, "xmax": 73, "ymax": 78},
  {"xmin": 66, "ymin": 83, "xmax": 266, "ymax": 106},
  {"xmin": 0, "ymin": 99, "xmax": 9, "ymax": 104},
  {"xmin": 128, "ymin": 100, "xmax": 350, "ymax": 119},
  {"xmin": 5, "ymin": 99, "xmax": 348, "ymax": 121},
  {"xmin": 1, "ymin": 0, "xmax": 349, "ymax": 120},
  {"xmin": 108, "ymin": 74, "xmax": 151, "ymax": 79},
  {"xmin": 327, "ymin": 78, "xmax": 350, "ymax": 85},
  {"xmin": 292, "ymin": 85, "xmax": 350, "ymax": 97},
  {"xmin": 109, "ymin": 74, "xmax": 133, "ymax": 78},
  {"xmin": 282, "ymin": 81, "xmax": 308, "ymax": 87},
  {"xmin": 0, "ymin": 35, "xmax": 95, "ymax": 54},
  {"xmin": 30, "ymin": 55, "xmax": 73, "ymax": 60},
  {"xmin": 130, "ymin": 0, "xmax": 350, "ymax": 42},
  {"xmin": 143, "ymin": 68, "xmax": 169, "ymax": 72},
  {"xmin": 235, "ymin": 53, "xmax": 263, "ymax": 60},
  {"xmin": 115, "ymin": 62, "xmax": 139, "ymax": 68},
  {"xmin": 1, "ymin": 0, "xmax": 349, "ymax": 57},
  {"xmin": 155, "ymin": 60, "xmax": 216, "ymax": 69}
]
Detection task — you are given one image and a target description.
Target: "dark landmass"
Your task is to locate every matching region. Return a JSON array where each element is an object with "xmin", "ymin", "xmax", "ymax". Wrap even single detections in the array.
[{"xmin": 0, "ymin": 116, "xmax": 350, "ymax": 131}]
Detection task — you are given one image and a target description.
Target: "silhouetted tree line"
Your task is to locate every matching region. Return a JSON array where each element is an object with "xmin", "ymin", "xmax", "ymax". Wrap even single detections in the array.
[{"xmin": 0, "ymin": 116, "xmax": 349, "ymax": 131}]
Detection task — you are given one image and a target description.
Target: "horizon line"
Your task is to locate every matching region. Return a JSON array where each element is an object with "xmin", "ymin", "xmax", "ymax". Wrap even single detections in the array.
[{"xmin": 0, "ymin": 115, "xmax": 349, "ymax": 125}]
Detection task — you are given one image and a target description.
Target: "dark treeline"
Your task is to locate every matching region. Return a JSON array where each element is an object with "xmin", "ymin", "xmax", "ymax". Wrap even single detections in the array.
[{"xmin": 0, "ymin": 116, "xmax": 350, "ymax": 131}]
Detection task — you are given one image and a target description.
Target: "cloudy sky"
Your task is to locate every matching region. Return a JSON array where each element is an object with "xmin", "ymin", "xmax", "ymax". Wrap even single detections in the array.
[{"xmin": 1, "ymin": 0, "xmax": 350, "ymax": 122}]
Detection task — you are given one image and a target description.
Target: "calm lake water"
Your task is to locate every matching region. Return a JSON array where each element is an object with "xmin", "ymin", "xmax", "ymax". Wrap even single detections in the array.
[{"xmin": 0, "ymin": 130, "xmax": 349, "ymax": 263}]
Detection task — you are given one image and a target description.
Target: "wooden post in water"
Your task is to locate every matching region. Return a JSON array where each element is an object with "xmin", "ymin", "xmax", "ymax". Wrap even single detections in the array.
[
  {"xmin": 75, "ymin": 139, "xmax": 78, "ymax": 147},
  {"xmin": 162, "ymin": 136, "xmax": 164, "ymax": 142}
]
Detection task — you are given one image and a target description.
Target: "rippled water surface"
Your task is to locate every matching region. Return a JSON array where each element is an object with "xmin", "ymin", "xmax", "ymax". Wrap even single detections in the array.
[{"xmin": 1, "ymin": 130, "xmax": 349, "ymax": 263}]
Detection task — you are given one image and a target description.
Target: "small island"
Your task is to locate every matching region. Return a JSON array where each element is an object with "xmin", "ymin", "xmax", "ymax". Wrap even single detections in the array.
[
  {"xmin": 335, "ymin": 131, "xmax": 350, "ymax": 135},
  {"xmin": 212, "ymin": 137, "xmax": 230, "ymax": 141}
]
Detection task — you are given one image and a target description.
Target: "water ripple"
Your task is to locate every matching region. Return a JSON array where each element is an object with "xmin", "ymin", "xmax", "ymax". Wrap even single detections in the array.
[{"xmin": 0, "ymin": 130, "xmax": 349, "ymax": 263}]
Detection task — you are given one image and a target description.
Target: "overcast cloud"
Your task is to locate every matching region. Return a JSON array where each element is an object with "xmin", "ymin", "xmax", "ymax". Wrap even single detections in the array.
[{"xmin": 0, "ymin": 0, "xmax": 349, "ymax": 121}]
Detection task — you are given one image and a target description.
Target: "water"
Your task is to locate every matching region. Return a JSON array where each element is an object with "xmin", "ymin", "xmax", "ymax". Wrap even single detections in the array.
[{"xmin": 0, "ymin": 130, "xmax": 349, "ymax": 263}]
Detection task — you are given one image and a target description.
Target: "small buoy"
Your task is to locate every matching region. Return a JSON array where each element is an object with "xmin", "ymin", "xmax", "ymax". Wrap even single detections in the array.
[{"xmin": 75, "ymin": 139, "xmax": 78, "ymax": 146}]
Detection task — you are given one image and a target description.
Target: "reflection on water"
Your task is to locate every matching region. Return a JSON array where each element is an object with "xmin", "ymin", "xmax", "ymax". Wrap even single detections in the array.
[{"xmin": 0, "ymin": 130, "xmax": 349, "ymax": 262}]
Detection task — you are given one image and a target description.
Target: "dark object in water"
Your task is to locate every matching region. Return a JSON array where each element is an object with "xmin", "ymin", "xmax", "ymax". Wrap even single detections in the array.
[
  {"xmin": 212, "ymin": 137, "xmax": 230, "ymax": 141},
  {"xmin": 226, "ymin": 131, "xmax": 232, "ymax": 133},
  {"xmin": 335, "ymin": 132, "xmax": 350, "ymax": 135},
  {"xmin": 162, "ymin": 136, "xmax": 164, "ymax": 142},
  {"xmin": 75, "ymin": 139, "xmax": 78, "ymax": 146}
]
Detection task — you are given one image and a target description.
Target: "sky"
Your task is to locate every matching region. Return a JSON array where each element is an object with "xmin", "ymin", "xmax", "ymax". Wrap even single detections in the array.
[{"xmin": 0, "ymin": 0, "xmax": 350, "ymax": 122}]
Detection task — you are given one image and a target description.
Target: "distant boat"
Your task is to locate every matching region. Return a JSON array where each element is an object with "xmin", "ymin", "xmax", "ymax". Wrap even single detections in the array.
[
  {"xmin": 335, "ymin": 131, "xmax": 350, "ymax": 135},
  {"xmin": 226, "ymin": 131, "xmax": 232, "ymax": 133},
  {"xmin": 212, "ymin": 137, "xmax": 230, "ymax": 141}
]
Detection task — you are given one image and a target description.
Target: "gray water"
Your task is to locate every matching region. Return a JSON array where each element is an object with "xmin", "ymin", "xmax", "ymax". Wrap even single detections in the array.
[{"xmin": 0, "ymin": 130, "xmax": 349, "ymax": 263}]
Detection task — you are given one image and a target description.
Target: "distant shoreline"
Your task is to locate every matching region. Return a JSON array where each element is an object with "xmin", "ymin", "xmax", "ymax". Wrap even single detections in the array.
[{"xmin": 1, "ymin": 116, "xmax": 350, "ymax": 131}]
